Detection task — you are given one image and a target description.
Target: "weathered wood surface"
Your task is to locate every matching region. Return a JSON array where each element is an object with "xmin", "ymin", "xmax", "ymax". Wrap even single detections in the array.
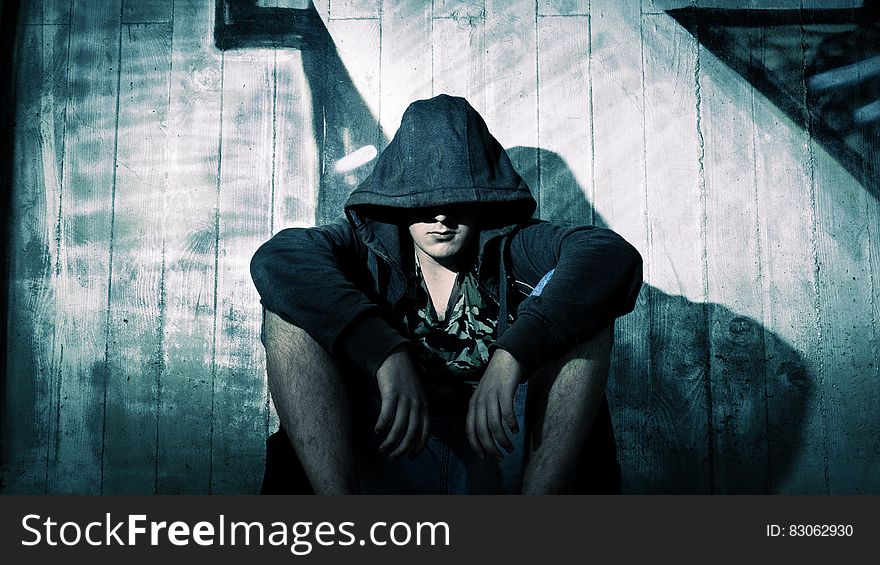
[
  {"xmin": 52, "ymin": 0, "xmax": 122, "ymax": 494},
  {"xmin": 701, "ymin": 20, "xmax": 768, "ymax": 493},
  {"xmin": 750, "ymin": 18, "xmax": 825, "ymax": 495},
  {"xmin": 211, "ymin": 43, "xmax": 276, "ymax": 494},
  {"xmin": 102, "ymin": 20, "xmax": 172, "ymax": 494},
  {"xmin": 589, "ymin": 0, "xmax": 653, "ymax": 495},
  {"xmin": 4, "ymin": 20, "xmax": 68, "ymax": 494},
  {"xmin": 3, "ymin": 0, "xmax": 879, "ymax": 494},
  {"xmin": 157, "ymin": 0, "xmax": 222, "ymax": 495}
]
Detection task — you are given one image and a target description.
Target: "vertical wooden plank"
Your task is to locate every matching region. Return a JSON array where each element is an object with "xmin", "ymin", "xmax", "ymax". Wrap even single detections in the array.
[
  {"xmin": 380, "ymin": 0, "xmax": 433, "ymax": 136},
  {"xmin": 484, "ymin": 0, "xmax": 537, "ymax": 148},
  {"xmin": 21, "ymin": 0, "xmax": 43, "ymax": 25},
  {"xmin": 641, "ymin": 8, "xmax": 710, "ymax": 493},
  {"xmin": 316, "ymin": 18, "xmax": 381, "ymax": 224},
  {"xmin": 3, "ymin": 21, "xmax": 69, "ymax": 494},
  {"xmin": 44, "ymin": 1, "xmax": 71, "ymax": 24},
  {"xmin": 49, "ymin": 0, "xmax": 121, "ymax": 494},
  {"xmin": 700, "ymin": 24, "xmax": 769, "ymax": 493},
  {"xmin": 484, "ymin": 0, "xmax": 537, "ymax": 219},
  {"xmin": 273, "ymin": 55, "xmax": 318, "ymax": 230},
  {"xmin": 20, "ymin": 1, "xmax": 70, "ymax": 25},
  {"xmin": 538, "ymin": 0, "xmax": 589, "ymax": 16},
  {"xmin": 157, "ymin": 0, "xmax": 222, "ymax": 494},
  {"xmin": 861, "ymin": 16, "xmax": 880, "ymax": 494},
  {"xmin": 212, "ymin": 47, "xmax": 275, "ymax": 494},
  {"xmin": 752, "ymin": 23, "xmax": 825, "ymax": 494},
  {"xmin": 431, "ymin": 1, "xmax": 486, "ymax": 109},
  {"xmin": 536, "ymin": 15, "xmax": 591, "ymax": 225},
  {"xmin": 313, "ymin": 0, "xmax": 330, "ymax": 21},
  {"xmin": 122, "ymin": 0, "xmax": 172, "ymax": 23},
  {"xmin": 101, "ymin": 22, "xmax": 172, "ymax": 494},
  {"xmin": 330, "ymin": 0, "xmax": 379, "ymax": 19},
  {"xmin": 802, "ymin": 2, "xmax": 879, "ymax": 494},
  {"xmin": 589, "ymin": 0, "xmax": 652, "ymax": 494},
  {"xmin": 812, "ymin": 151, "xmax": 879, "ymax": 493}
]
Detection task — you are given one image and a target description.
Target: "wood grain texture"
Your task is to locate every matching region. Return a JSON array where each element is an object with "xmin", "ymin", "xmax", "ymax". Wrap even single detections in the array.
[
  {"xmin": 380, "ymin": 0, "xmax": 433, "ymax": 137},
  {"xmin": 434, "ymin": 0, "xmax": 483, "ymax": 19},
  {"xmin": 122, "ymin": 0, "xmax": 172, "ymax": 23},
  {"xmin": 642, "ymin": 8, "xmax": 711, "ymax": 493},
  {"xmin": 861, "ymin": 14, "xmax": 880, "ymax": 494},
  {"xmin": 536, "ymin": 15, "xmax": 592, "ymax": 225},
  {"xmin": 330, "ymin": 0, "xmax": 379, "ymax": 19},
  {"xmin": 484, "ymin": 0, "xmax": 537, "ymax": 211},
  {"xmin": 431, "ymin": 2, "xmax": 486, "ymax": 107},
  {"xmin": 589, "ymin": 0, "xmax": 653, "ymax": 494},
  {"xmin": 700, "ymin": 23, "xmax": 769, "ymax": 493},
  {"xmin": 538, "ymin": 0, "xmax": 589, "ymax": 17},
  {"xmin": 801, "ymin": 0, "xmax": 879, "ymax": 493},
  {"xmin": 26, "ymin": 0, "xmax": 70, "ymax": 24},
  {"xmin": 156, "ymin": 0, "xmax": 222, "ymax": 494},
  {"xmin": 316, "ymin": 18, "xmax": 381, "ymax": 224},
  {"xmin": 46, "ymin": 0, "xmax": 122, "ymax": 494},
  {"xmin": 751, "ymin": 22, "xmax": 825, "ymax": 494},
  {"xmin": 2, "ymin": 21, "xmax": 69, "ymax": 494},
  {"xmin": 102, "ymin": 21, "xmax": 172, "ymax": 494},
  {"xmin": 211, "ymin": 47, "xmax": 275, "ymax": 494}
]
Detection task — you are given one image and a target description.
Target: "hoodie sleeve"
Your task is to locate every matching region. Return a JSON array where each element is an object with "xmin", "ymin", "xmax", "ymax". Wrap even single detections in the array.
[
  {"xmin": 250, "ymin": 220, "xmax": 409, "ymax": 377},
  {"xmin": 493, "ymin": 222, "xmax": 643, "ymax": 371}
]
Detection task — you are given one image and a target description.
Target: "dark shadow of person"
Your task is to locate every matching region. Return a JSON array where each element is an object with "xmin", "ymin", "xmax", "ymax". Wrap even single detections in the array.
[{"xmin": 508, "ymin": 146, "xmax": 813, "ymax": 493}]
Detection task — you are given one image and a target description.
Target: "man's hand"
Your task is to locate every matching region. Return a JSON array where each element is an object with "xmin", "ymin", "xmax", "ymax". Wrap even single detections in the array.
[
  {"xmin": 375, "ymin": 346, "xmax": 430, "ymax": 460},
  {"xmin": 467, "ymin": 348, "xmax": 526, "ymax": 460}
]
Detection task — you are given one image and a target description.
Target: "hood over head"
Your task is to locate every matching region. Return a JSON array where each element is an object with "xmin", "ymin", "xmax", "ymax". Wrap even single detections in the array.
[{"xmin": 344, "ymin": 94, "xmax": 536, "ymax": 266}]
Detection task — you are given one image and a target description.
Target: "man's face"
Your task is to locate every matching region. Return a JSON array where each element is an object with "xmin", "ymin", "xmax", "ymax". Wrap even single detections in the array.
[{"xmin": 407, "ymin": 207, "xmax": 477, "ymax": 266}]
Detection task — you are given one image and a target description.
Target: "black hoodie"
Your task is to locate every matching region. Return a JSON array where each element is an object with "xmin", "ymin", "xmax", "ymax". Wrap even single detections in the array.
[{"xmin": 251, "ymin": 94, "xmax": 642, "ymax": 378}]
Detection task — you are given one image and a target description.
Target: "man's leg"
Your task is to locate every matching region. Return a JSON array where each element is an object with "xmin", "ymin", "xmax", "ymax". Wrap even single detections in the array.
[
  {"xmin": 263, "ymin": 311, "xmax": 358, "ymax": 494},
  {"xmin": 522, "ymin": 325, "xmax": 612, "ymax": 494}
]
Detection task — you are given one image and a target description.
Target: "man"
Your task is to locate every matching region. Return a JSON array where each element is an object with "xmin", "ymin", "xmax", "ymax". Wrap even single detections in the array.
[{"xmin": 250, "ymin": 94, "xmax": 642, "ymax": 494}]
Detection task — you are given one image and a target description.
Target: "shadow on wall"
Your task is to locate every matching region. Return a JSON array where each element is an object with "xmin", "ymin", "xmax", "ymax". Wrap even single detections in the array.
[
  {"xmin": 510, "ymin": 147, "xmax": 813, "ymax": 494},
  {"xmin": 669, "ymin": 3, "xmax": 880, "ymax": 202},
  {"xmin": 0, "ymin": 0, "xmax": 23, "ymax": 475},
  {"xmin": 215, "ymin": 0, "xmax": 382, "ymax": 225},
  {"xmin": 216, "ymin": 0, "xmax": 814, "ymax": 493}
]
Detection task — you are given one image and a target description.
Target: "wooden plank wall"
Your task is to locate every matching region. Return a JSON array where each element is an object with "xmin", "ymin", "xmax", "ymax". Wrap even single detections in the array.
[{"xmin": 3, "ymin": 0, "xmax": 879, "ymax": 494}]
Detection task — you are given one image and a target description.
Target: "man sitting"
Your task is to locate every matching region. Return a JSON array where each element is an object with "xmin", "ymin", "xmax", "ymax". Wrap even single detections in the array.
[{"xmin": 250, "ymin": 94, "xmax": 642, "ymax": 494}]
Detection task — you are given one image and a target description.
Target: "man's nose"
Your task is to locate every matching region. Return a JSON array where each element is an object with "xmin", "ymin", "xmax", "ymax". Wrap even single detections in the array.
[{"xmin": 434, "ymin": 214, "xmax": 448, "ymax": 223}]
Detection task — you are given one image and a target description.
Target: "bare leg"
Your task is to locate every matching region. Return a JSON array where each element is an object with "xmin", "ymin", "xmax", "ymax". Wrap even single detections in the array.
[
  {"xmin": 263, "ymin": 311, "xmax": 358, "ymax": 494},
  {"xmin": 522, "ymin": 325, "xmax": 612, "ymax": 494}
]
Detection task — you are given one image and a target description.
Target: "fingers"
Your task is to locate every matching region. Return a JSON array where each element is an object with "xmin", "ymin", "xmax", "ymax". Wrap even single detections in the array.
[
  {"xmin": 389, "ymin": 407, "xmax": 419, "ymax": 460},
  {"xmin": 489, "ymin": 399, "xmax": 513, "ymax": 453},
  {"xmin": 468, "ymin": 388, "xmax": 520, "ymax": 459},
  {"xmin": 501, "ymin": 387, "xmax": 519, "ymax": 435},
  {"xmin": 477, "ymin": 404, "xmax": 503, "ymax": 460},
  {"xmin": 379, "ymin": 399, "xmax": 409, "ymax": 452},
  {"xmin": 375, "ymin": 395, "xmax": 395, "ymax": 436}
]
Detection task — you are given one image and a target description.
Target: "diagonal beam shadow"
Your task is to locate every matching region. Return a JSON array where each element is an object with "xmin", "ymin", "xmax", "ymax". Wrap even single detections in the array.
[
  {"xmin": 215, "ymin": 0, "xmax": 387, "ymax": 225},
  {"xmin": 668, "ymin": 3, "xmax": 880, "ymax": 201}
]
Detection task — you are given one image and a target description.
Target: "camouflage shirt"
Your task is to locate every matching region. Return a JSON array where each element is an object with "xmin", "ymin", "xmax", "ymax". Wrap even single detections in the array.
[{"xmin": 401, "ymin": 258, "xmax": 503, "ymax": 399}]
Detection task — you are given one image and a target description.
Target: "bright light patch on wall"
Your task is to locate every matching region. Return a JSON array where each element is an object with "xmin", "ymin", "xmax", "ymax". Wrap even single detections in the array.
[{"xmin": 333, "ymin": 145, "xmax": 378, "ymax": 173}]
